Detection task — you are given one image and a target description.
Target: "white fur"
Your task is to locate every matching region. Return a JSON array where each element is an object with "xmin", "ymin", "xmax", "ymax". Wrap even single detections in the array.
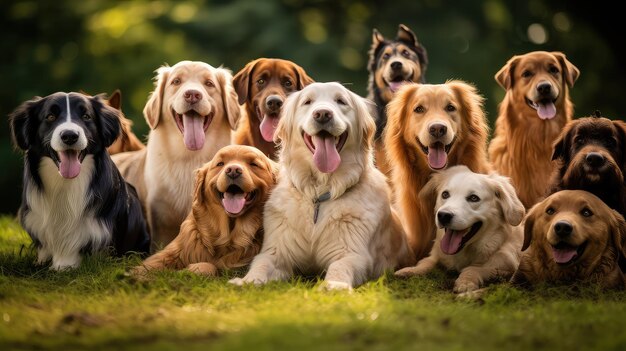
[
  {"xmin": 23, "ymin": 156, "xmax": 110, "ymax": 270},
  {"xmin": 50, "ymin": 94, "xmax": 87, "ymax": 152}
]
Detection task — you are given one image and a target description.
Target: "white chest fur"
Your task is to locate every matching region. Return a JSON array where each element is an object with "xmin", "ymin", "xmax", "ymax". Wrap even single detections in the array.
[{"xmin": 23, "ymin": 156, "xmax": 110, "ymax": 270}]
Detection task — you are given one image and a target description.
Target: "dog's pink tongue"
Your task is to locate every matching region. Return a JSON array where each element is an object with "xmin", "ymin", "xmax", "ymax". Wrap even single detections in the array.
[
  {"xmin": 389, "ymin": 81, "xmax": 403, "ymax": 93},
  {"xmin": 222, "ymin": 192, "xmax": 246, "ymax": 214},
  {"xmin": 441, "ymin": 228, "xmax": 464, "ymax": 255},
  {"xmin": 537, "ymin": 102, "xmax": 557, "ymax": 120},
  {"xmin": 312, "ymin": 134, "xmax": 341, "ymax": 173},
  {"xmin": 58, "ymin": 150, "xmax": 81, "ymax": 179},
  {"xmin": 260, "ymin": 115, "xmax": 279, "ymax": 142},
  {"xmin": 428, "ymin": 143, "xmax": 447, "ymax": 170},
  {"xmin": 552, "ymin": 246, "xmax": 578, "ymax": 264},
  {"xmin": 182, "ymin": 113, "xmax": 206, "ymax": 151}
]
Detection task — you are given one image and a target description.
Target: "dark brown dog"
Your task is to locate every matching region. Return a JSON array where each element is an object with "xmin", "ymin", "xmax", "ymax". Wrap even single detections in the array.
[
  {"xmin": 233, "ymin": 58, "xmax": 314, "ymax": 159},
  {"xmin": 550, "ymin": 116, "xmax": 626, "ymax": 217},
  {"xmin": 512, "ymin": 190, "xmax": 626, "ymax": 289}
]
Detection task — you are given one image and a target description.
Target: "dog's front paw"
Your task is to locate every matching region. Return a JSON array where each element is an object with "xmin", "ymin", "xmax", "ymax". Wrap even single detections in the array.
[
  {"xmin": 394, "ymin": 266, "xmax": 427, "ymax": 278},
  {"xmin": 228, "ymin": 277, "xmax": 245, "ymax": 286},
  {"xmin": 320, "ymin": 280, "xmax": 353, "ymax": 292},
  {"xmin": 453, "ymin": 278, "xmax": 480, "ymax": 293},
  {"xmin": 187, "ymin": 262, "xmax": 217, "ymax": 277},
  {"xmin": 228, "ymin": 275, "xmax": 267, "ymax": 287}
]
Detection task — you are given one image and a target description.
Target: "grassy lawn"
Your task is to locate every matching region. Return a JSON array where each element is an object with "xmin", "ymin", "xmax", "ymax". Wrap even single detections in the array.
[{"xmin": 1, "ymin": 216, "xmax": 625, "ymax": 351}]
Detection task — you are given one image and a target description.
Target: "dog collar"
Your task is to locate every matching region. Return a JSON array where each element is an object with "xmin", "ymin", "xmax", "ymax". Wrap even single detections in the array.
[{"xmin": 313, "ymin": 191, "xmax": 331, "ymax": 224}]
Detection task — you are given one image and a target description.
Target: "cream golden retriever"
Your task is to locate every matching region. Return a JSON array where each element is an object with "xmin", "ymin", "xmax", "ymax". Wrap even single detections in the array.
[
  {"xmin": 113, "ymin": 61, "xmax": 240, "ymax": 247},
  {"xmin": 396, "ymin": 166, "xmax": 525, "ymax": 293},
  {"xmin": 229, "ymin": 82, "xmax": 414, "ymax": 290}
]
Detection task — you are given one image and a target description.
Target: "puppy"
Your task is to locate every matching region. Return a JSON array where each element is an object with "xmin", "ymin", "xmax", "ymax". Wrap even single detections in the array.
[
  {"xmin": 132, "ymin": 145, "xmax": 277, "ymax": 277},
  {"xmin": 233, "ymin": 58, "xmax": 314, "ymax": 159},
  {"xmin": 367, "ymin": 24, "xmax": 428, "ymax": 176},
  {"xmin": 385, "ymin": 81, "xmax": 491, "ymax": 260},
  {"xmin": 229, "ymin": 82, "xmax": 414, "ymax": 290},
  {"xmin": 550, "ymin": 115, "xmax": 626, "ymax": 217},
  {"xmin": 9, "ymin": 92, "xmax": 150, "ymax": 270},
  {"xmin": 512, "ymin": 190, "xmax": 626, "ymax": 289},
  {"xmin": 112, "ymin": 61, "xmax": 240, "ymax": 246},
  {"xmin": 396, "ymin": 166, "xmax": 525, "ymax": 293},
  {"xmin": 489, "ymin": 51, "xmax": 580, "ymax": 208},
  {"xmin": 103, "ymin": 90, "xmax": 145, "ymax": 154}
]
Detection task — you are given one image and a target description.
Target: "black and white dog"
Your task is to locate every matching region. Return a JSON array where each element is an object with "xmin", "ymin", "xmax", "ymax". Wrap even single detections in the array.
[{"xmin": 9, "ymin": 92, "xmax": 150, "ymax": 270}]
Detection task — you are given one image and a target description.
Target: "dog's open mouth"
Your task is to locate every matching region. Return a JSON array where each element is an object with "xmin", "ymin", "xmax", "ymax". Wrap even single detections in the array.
[
  {"xmin": 526, "ymin": 97, "xmax": 557, "ymax": 120},
  {"xmin": 387, "ymin": 76, "xmax": 412, "ymax": 93},
  {"xmin": 218, "ymin": 184, "xmax": 257, "ymax": 216},
  {"xmin": 551, "ymin": 241, "xmax": 586, "ymax": 265},
  {"xmin": 173, "ymin": 109, "xmax": 214, "ymax": 151},
  {"xmin": 418, "ymin": 138, "xmax": 455, "ymax": 170},
  {"xmin": 440, "ymin": 222, "xmax": 482, "ymax": 255},
  {"xmin": 256, "ymin": 106, "xmax": 280, "ymax": 142},
  {"xmin": 51, "ymin": 149, "xmax": 87, "ymax": 179},
  {"xmin": 303, "ymin": 130, "xmax": 349, "ymax": 174}
]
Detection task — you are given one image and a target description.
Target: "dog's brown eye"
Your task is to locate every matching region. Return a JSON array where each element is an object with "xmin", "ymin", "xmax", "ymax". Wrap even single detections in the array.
[
  {"xmin": 284, "ymin": 80, "xmax": 292, "ymax": 87},
  {"xmin": 303, "ymin": 100, "xmax": 312, "ymax": 105},
  {"xmin": 521, "ymin": 70, "xmax": 533, "ymax": 78},
  {"xmin": 401, "ymin": 50, "xmax": 411, "ymax": 58},
  {"xmin": 382, "ymin": 53, "xmax": 391, "ymax": 60},
  {"xmin": 548, "ymin": 66, "xmax": 560, "ymax": 74},
  {"xmin": 205, "ymin": 80, "xmax": 214, "ymax": 87},
  {"xmin": 467, "ymin": 194, "xmax": 480, "ymax": 202},
  {"xmin": 546, "ymin": 207, "xmax": 555, "ymax": 215},
  {"xmin": 250, "ymin": 161, "xmax": 259, "ymax": 168},
  {"xmin": 172, "ymin": 78, "xmax": 181, "ymax": 85},
  {"xmin": 574, "ymin": 136, "xmax": 584, "ymax": 145},
  {"xmin": 581, "ymin": 208, "xmax": 593, "ymax": 217},
  {"xmin": 445, "ymin": 104, "xmax": 456, "ymax": 112},
  {"xmin": 414, "ymin": 105, "xmax": 425, "ymax": 113},
  {"xmin": 216, "ymin": 161, "xmax": 224, "ymax": 167},
  {"xmin": 257, "ymin": 79, "xmax": 265, "ymax": 85},
  {"xmin": 46, "ymin": 114, "xmax": 57, "ymax": 122},
  {"xmin": 81, "ymin": 114, "xmax": 92, "ymax": 121},
  {"xmin": 336, "ymin": 98, "xmax": 346, "ymax": 105},
  {"xmin": 441, "ymin": 191, "xmax": 450, "ymax": 199}
]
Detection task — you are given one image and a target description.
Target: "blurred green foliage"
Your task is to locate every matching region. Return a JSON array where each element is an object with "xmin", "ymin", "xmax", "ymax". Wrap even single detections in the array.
[{"xmin": 1, "ymin": 0, "xmax": 623, "ymax": 213}]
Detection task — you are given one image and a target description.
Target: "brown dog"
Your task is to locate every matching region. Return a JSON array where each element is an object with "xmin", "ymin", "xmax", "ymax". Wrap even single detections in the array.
[
  {"xmin": 385, "ymin": 81, "xmax": 491, "ymax": 259},
  {"xmin": 104, "ymin": 90, "xmax": 145, "ymax": 154},
  {"xmin": 489, "ymin": 51, "xmax": 580, "ymax": 209},
  {"xmin": 550, "ymin": 116, "xmax": 626, "ymax": 217},
  {"xmin": 132, "ymin": 145, "xmax": 277, "ymax": 277},
  {"xmin": 512, "ymin": 190, "xmax": 626, "ymax": 289},
  {"xmin": 233, "ymin": 58, "xmax": 314, "ymax": 159}
]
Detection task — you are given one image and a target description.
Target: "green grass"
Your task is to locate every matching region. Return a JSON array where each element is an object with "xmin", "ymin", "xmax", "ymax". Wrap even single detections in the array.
[{"xmin": 1, "ymin": 216, "xmax": 625, "ymax": 351}]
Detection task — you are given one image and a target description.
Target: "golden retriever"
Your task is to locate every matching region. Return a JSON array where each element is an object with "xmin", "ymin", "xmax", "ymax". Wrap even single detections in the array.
[
  {"xmin": 132, "ymin": 145, "xmax": 277, "ymax": 277},
  {"xmin": 385, "ymin": 81, "xmax": 491, "ymax": 260},
  {"xmin": 512, "ymin": 190, "xmax": 626, "ymax": 289},
  {"xmin": 103, "ymin": 90, "xmax": 145, "ymax": 154},
  {"xmin": 229, "ymin": 82, "xmax": 414, "ymax": 290},
  {"xmin": 113, "ymin": 61, "xmax": 240, "ymax": 247},
  {"xmin": 396, "ymin": 166, "xmax": 525, "ymax": 293},
  {"xmin": 489, "ymin": 51, "xmax": 580, "ymax": 209},
  {"xmin": 233, "ymin": 58, "xmax": 314, "ymax": 159}
]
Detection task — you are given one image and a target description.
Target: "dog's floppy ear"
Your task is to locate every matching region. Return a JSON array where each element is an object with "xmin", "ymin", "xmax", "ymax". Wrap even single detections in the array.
[
  {"xmin": 348, "ymin": 91, "xmax": 376, "ymax": 151},
  {"xmin": 609, "ymin": 209, "xmax": 626, "ymax": 272},
  {"xmin": 9, "ymin": 97, "xmax": 43, "ymax": 150},
  {"xmin": 233, "ymin": 59, "xmax": 258, "ymax": 106},
  {"xmin": 193, "ymin": 165, "xmax": 209, "ymax": 205},
  {"xmin": 521, "ymin": 205, "xmax": 539, "ymax": 252},
  {"xmin": 447, "ymin": 80, "xmax": 489, "ymax": 139},
  {"xmin": 495, "ymin": 56, "xmax": 520, "ymax": 90},
  {"xmin": 384, "ymin": 84, "xmax": 416, "ymax": 149},
  {"xmin": 552, "ymin": 52, "xmax": 580, "ymax": 88},
  {"xmin": 612, "ymin": 120, "xmax": 626, "ymax": 172},
  {"xmin": 215, "ymin": 67, "xmax": 241, "ymax": 130},
  {"xmin": 265, "ymin": 158, "xmax": 280, "ymax": 184},
  {"xmin": 489, "ymin": 173, "xmax": 525, "ymax": 226},
  {"xmin": 551, "ymin": 122, "xmax": 574, "ymax": 161},
  {"xmin": 293, "ymin": 63, "xmax": 314, "ymax": 90},
  {"xmin": 107, "ymin": 89, "xmax": 122, "ymax": 110},
  {"xmin": 92, "ymin": 96, "xmax": 122, "ymax": 148},
  {"xmin": 419, "ymin": 171, "xmax": 443, "ymax": 203},
  {"xmin": 274, "ymin": 88, "xmax": 301, "ymax": 145},
  {"xmin": 144, "ymin": 65, "xmax": 170, "ymax": 129}
]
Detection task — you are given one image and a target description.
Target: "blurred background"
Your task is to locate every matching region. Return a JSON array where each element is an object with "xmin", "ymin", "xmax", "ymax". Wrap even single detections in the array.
[{"xmin": 1, "ymin": 0, "xmax": 624, "ymax": 214}]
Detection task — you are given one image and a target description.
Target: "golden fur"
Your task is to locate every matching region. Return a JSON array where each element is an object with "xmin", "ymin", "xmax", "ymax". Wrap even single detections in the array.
[
  {"xmin": 233, "ymin": 58, "xmax": 314, "ymax": 159},
  {"xmin": 104, "ymin": 90, "xmax": 145, "ymax": 155},
  {"xmin": 132, "ymin": 145, "xmax": 277, "ymax": 277},
  {"xmin": 385, "ymin": 81, "xmax": 491, "ymax": 260},
  {"xmin": 512, "ymin": 190, "xmax": 626, "ymax": 289},
  {"xmin": 489, "ymin": 51, "xmax": 580, "ymax": 209}
]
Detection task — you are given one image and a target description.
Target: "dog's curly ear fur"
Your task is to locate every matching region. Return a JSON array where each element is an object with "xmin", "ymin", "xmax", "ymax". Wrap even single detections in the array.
[
  {"xmin": 144, "ymin": 65, "xmax": 170, "ymax": 129},
  {"xmin": 551, "ymin": 124, "xmax": 574, "ymax": 161},
  {"xmin": 521, "ymin": 205, "xmax": 538, "ymax": 251},
  {"xmin": 609, "ymin": 209, "xmax": 626, "ymax": 272},
  {"xmin": 9, "ymin": 97, "xmax": 42, "ymax": 150},
  {"xmin": 495, "ymin": 56, "xmax": 520, "ymax": 90},
  {"xmin": 293, "ymin": 63, "xmax": 314, "ymax": 90},
  {"xmin": 215, "ymin": 67, "xmax": 241, "ymax": 130},
  {"xmin": 233, "ymin": 59, "xmax": 258, "ymax": 106},
  {"xmin": 193, "ymin": 166, "xmax": 209, "ymax": 205},
  {"xmin": 552, "ymin": 52, "xmax": 580, "ymax": 88},
  {"xmin": 489, "ymin": 173, "xmax": 526, "ymax": 226},
  {"xmin": 92, "ymin": 96, "xmax": 122, "ymax": 148}
]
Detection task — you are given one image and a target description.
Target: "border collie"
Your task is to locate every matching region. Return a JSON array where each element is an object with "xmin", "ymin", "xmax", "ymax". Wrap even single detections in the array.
[{"xmin": 9, "ymin": 92, "xmax": 150, "ymax": 270}]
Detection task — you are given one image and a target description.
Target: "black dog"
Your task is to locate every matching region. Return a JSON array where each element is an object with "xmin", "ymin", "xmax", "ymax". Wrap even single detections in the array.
[
  {"xmin": 550, "ymin": 115, "xmax": 626, "ymax": 217},
  {"xmin": 9, "ymin": 92, "xmax": 150, "ymax": 270}
]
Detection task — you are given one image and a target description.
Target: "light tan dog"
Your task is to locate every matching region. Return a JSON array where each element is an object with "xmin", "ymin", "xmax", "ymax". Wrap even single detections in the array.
[
  {"xmin": 489, "ymin": 51, "xmax": 580, "ymax": 209},
  {"xmin": 511, "ymin": 190, "xmax": 626, "ymax": 289},
  {"xmin": 132, "ymin": 145, "xmax": 277, "ymax": 277},
  {"xmin": 113, "ymin": 61, "xmax": 240, "ymax": 247},
  {"xmin": 104, "ymin": 90, "xmax": 145, "ymax": 154},
  {"xmin": 385, "ymin": 81, "xmax": 491, "ymax": 260},
  {"xmin": 230, "ymin": 82, "xmax": 414, "ymax": 290},
  {"xmin": 396, "ymin": 166, "xmax": 525, "ymax": 293}
]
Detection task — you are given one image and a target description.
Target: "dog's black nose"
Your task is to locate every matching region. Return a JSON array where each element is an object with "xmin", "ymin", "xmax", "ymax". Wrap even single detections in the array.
[
  {"xmin": 60, "ymin": 130, "xmax": 79, "ymax": 145},
  {"xmin": 554, "ymin": 221, "xmax": 573, "ymax": 237},
  {"xmin": 266, "ymin": 95, "xmax": 283, "ymax": 112},
  {"xmin": 437, "ymin": 211, "xmax": 454, "ymax": 226},
  {"xmin": 537, "ymin": 82, "xmax": 552, "ymax": 96},
  {"xmin": 429, "ymin": 123, "xmax": 447, "ymax": 138},
  {"xmin": 313, "ymin": 109, "xmax": 333, "ymax": 124},
  {"xmin": 391, "ymin": 61, "xmax": 403, "ymax": 71},
  {"xmin": 585, "ymin": 152, "xmax": 605, "ymax": 168},
  {"xmin": 184, "ymin": 89, "xmax": 202, "ymax": 104},
  {"xmin": 226, "ymin": 165, "xmax": 242, "ymax": 179}
]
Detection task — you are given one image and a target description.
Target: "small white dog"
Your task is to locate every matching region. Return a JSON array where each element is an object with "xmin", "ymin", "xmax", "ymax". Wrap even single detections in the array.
[
  {"xmin": 229, "ymin": 82, "xmax": 414, "ymax": 290},
  {"xmin": 395, "ymin": 166, "xmax": 525, "ymax": 293}
]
